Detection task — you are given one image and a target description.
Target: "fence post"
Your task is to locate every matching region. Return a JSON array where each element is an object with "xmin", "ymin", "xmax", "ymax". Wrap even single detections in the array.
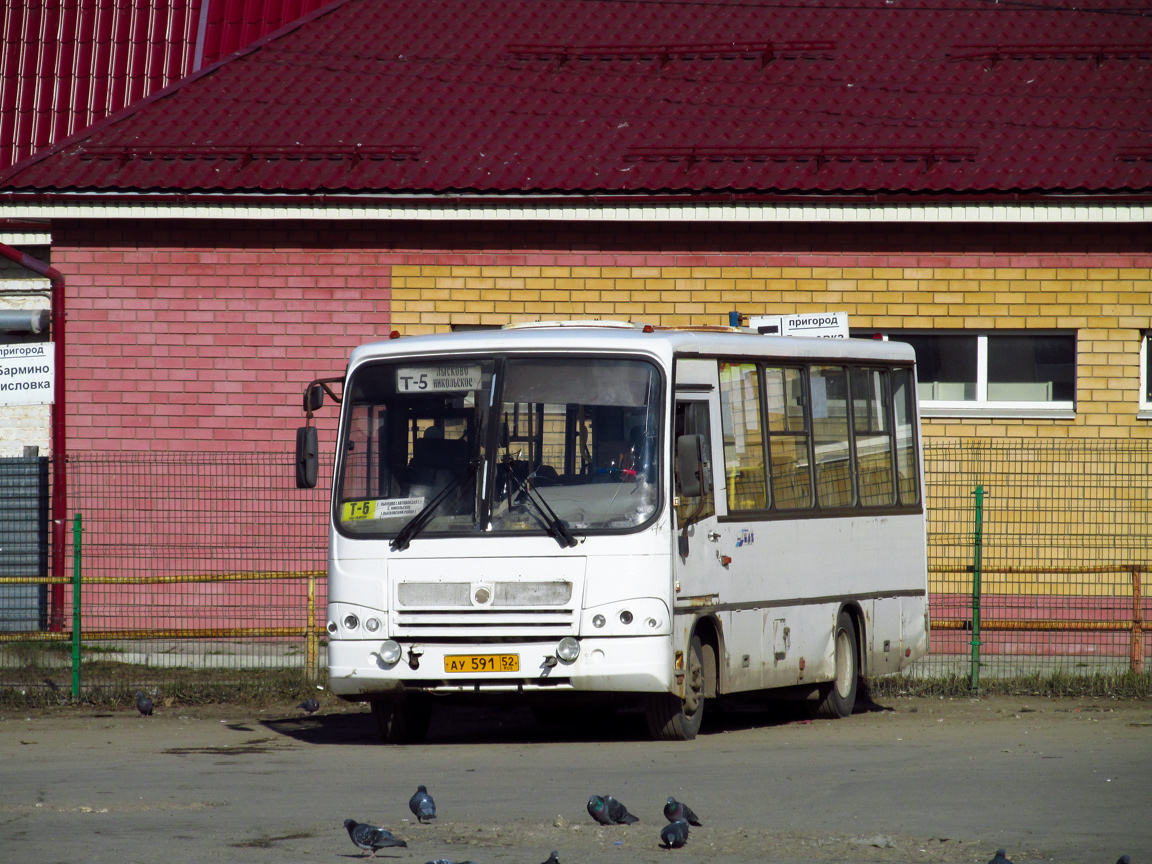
[
  {"xmin": 70, "ymin": 513, "xmax": 82, "ymax": 700},
  {"xmin": 970, "ymin": 486, "xmax": 984, "ymax": 692},
  {"xmin": 1133, "ymin": 567, "xmax": 1144, "ymax": 675},
  {"xmin": 305, "ymin": 570, "xmax": 318, "ymax": 681}
]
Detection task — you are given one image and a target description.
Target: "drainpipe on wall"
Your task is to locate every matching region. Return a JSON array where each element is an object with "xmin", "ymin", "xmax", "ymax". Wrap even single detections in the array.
[{"xmin": 0, "ymin": 242, "xmax": 67, "ymax": 632}]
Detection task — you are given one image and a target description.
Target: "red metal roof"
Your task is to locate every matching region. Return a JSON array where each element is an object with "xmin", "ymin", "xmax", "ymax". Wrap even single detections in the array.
[
  {"xmin": 2, "ymin": 0, "xmax": 1151, "ymax": 195},
  {"xmin": 0, "ymin": 0, "xmax": 327, "ymax": 168}
]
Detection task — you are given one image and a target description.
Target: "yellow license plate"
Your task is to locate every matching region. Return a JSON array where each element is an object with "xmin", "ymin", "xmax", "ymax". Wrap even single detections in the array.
[{"xmin": 444, "ymin": 654, "xmax": 519, "ymax": 673}]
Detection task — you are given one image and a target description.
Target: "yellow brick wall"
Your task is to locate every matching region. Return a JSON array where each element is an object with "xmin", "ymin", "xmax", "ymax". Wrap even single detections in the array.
[{"xmin": 391, "ymin": 263, "xmax": 1152, "ymax": 441}]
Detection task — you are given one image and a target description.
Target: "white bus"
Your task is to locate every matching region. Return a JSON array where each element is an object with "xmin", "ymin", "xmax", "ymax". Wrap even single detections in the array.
[{"xmin": 296, "ymin": 322, "xmax": 928, "ymax": 742}]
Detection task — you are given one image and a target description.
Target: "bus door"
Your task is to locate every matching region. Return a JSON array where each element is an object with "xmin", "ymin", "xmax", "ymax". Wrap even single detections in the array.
[{"xmin": 671, "ymin": 361, "xmax": 727, "ymax": 615}]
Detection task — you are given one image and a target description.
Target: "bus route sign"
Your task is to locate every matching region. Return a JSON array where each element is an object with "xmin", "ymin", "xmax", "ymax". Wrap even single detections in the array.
[{"xmin": 396, "ymin": 364, "xmax": 482, "ymax": 393}]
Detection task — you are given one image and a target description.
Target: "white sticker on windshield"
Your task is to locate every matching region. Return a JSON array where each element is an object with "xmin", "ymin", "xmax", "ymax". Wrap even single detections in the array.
[{"xmin": 396, "ymin": 365, "xmax": 482, "ymax": 393}]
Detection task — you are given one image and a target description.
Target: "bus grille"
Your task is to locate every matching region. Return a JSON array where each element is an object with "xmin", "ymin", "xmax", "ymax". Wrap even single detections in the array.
[{"xmin": 391, "ymin": 608, "xmax": 575, "ymax": 638}]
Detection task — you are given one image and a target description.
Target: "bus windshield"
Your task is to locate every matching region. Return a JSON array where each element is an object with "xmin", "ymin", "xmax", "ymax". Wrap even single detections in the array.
[{"xmin": 335, "ymin": 355, "xmax": 662, "ymax": 539}]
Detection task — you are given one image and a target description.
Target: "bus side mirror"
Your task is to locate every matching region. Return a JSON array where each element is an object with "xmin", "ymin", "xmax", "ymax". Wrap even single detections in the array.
[
  {"xmin": 304, "ymin": 384, "xmax": 324, "ymax": 413},
  {"xmin": 296, "ymin": 425, "xmax": 319, "ymax": 489},
  {"xmin": 676, "ymin": 434, "xmax": 709, "ymax": 497}
]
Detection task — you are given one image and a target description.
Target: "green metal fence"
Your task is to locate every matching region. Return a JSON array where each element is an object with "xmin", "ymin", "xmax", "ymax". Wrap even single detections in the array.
[{"xmin": 1, "ymin": 442, "xmax": 1149, "ymax": 702}]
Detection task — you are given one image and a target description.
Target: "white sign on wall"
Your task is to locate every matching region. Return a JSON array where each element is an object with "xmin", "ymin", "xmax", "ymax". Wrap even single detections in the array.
[
  {"xmin": 0, "ymin": 342, "xmax": 55, "ymax": 406},
  {"xmin": 750, "ymin": 312, "xmax": 850, "ymax": 339}
]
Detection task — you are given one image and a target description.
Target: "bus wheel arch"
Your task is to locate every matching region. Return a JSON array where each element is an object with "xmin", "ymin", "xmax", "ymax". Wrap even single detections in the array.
[
  {"xmin": 810, "ymin": 606, "xmax": 861, "ymax": 720},
  {"xmin": 645, "ymin": 618, "xmax": 717, "ymax": 741},
  {"xmin": 692, "ymin": 614, "xmax": 721, "ymax": 699}
]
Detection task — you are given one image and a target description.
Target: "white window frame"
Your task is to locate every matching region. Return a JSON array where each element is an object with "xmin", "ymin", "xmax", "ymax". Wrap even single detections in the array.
[
  {"xmin": 1140, "ymin": 333, "xmax": 1152, "ymax": 419},
  {"xmin": 866, "ymin": 332, "xmax": 1076, "ymax": 420}
]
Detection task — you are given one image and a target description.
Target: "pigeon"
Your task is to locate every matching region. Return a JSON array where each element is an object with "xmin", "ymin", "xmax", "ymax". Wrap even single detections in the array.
[
  {"xmin": 660, "ymin": 819, "xmax": 691, "ymax": 849},
  {"xmin": 343, "ymin": 819, "xmax": 407, "ymax": 857},
  {"xmin": 540, "ymin": 853, "xmax": 560, "ymax": 864},
  {"xmin": 587, "ymin": 794, "xmax": 639, "ymax": 825},
  {"xmin": 298, "ymin": 698, "xmax": 320, "ymax": 714},
  {"xmin": 663, "ymin": 797, "xmax": 702, "ymax": 826},
  {"xmin": 409, "ymin": 784, "xmax": 436, "ymax": 823},
  {"xmin": 989, "ymin": 850, "xmax": 1013, "ymax": 864},
  {"xmin": 135, "ymin": 691, "xmax": 153, "ymax": 716},
  {"xmin": 1116, "ymin": 858, "xmax": 1130, "ymax": 864}
]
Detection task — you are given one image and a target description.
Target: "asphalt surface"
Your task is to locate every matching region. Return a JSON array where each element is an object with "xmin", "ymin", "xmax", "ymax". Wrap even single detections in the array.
[{"xmin": 2, "ymin": 694, "xmax": 1149, "ymax": 864}]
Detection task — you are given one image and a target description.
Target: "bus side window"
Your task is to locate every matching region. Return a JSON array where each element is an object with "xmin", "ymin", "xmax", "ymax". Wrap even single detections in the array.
[
  {"xmin": 852, "ymin": 367, "xmax": 896, "ymax": 507},
  {"xmin": 892, "ymin": 367, "xmax": 921, "ymax": 506},
  {"xmin": 719, "ymin": 362, "xmax": 767, "ymax": 511},
  {"xmin": 764, "ymin": 367, "xmax": 813, "ymax": 510},
  {"xmin": 811, "ymin": 365, "xmax": 854, "ymax": 508},
  {"xmin": 674, "ymin": 401, "xmax": 715, "ymax": 524}
]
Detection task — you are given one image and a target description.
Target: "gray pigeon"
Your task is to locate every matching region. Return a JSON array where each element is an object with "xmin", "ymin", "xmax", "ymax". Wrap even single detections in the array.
[
  {"xmin": 298, "ymin": 698, "xmax": 320, "ymax": 714},
  {"xmin": 135, "ymin": 691, "xmax": 153, "ymax": 716},
  {"xmin": 587, "ymin": 794, "xmax": 639, "ymax": 825},
  {"xmin": 1116, "ymin": 858, "xmax": 1130, "ymax": 864},
  {"xmin": 541, "ymin": 853, "xmax": 560, "ymax": 864},
  {"xmin": 989, "ymin": 850, "xmax": 1013, "ymax": 864},
  {"xmin": 663, "ymin": 797, "xmax": 702, "ymax": 826},
  {"xmin": 660, "ymin": 819, "xmax": 690, "ymax": 849},
  {"xmin": 409, "ymin": 784, "xmax": 436, "ymax": 822},
  {"xmin": 344, "ymin": 819, "xmax": 407, "ymax": 857}
]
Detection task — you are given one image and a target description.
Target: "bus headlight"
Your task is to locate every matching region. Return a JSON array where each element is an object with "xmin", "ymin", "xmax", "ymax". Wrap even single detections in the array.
[
  {"xmin": 619, "ymin": 610, "xmax": 633, "ymax": 625},
  {"xmin": 556, "ymin": 637, "xmax": 580, "ymax": 662},
  {"xmin": 343, "ymin": 614, "xmax": 360, "ymax": 631},
  {"xmin": 379, "ymin": 640, "xmax": 402, "ymax": 665},
  {"xmin": 364, "ymin": 617, "xmax": 381, "ymax": 633}
]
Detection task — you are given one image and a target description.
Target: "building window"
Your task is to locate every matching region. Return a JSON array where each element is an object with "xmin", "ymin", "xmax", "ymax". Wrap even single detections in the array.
[
  {"xmin": 1141, "ymin": 333, "xmax": 1152, "ymax": 417},
  {"xmin": 872, "ymin": 332, "xmax": 1076, "ymax": 418}
]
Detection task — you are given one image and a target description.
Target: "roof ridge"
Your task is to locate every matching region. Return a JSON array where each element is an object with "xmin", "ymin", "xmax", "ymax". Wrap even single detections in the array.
[{"xmin": 0, "ymin": 0, "xmax": 354, "ymax": 187}]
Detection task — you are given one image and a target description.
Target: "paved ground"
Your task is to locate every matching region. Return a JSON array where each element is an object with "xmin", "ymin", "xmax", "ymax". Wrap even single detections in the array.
[{"xmin": 2, "ymin": 694, "xmax": 1149, "ymax": 864}]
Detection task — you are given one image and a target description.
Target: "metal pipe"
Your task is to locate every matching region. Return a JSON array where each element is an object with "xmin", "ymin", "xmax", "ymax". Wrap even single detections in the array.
[
  {"xmin": 970, "ymin": 485, "xmax": 984, "ymax": 692},
  {"xmin": 306, "ymin": 570, "xmax": 319, "ymax": 681},
  {"xmin": 71, "ymin": 513, "xmax": 82, "ymax": 699},
  {"xmin": 0, "ymin": 241, "xmax": 66, "ymax": 631},
  {"xmin": 1133, "ymin": 567, "xmax": 1144, "ymax": 674},
  {"xmin": 0, "ymin": 569, "xmax": 324, "ymax": 585},
  {"xmin": 932, "ymin": 619, "xmax": 1150, "ymax": 633},
  {"xmin": 0, "ymin": 627, "xmax": 309, "ymax": 643}
]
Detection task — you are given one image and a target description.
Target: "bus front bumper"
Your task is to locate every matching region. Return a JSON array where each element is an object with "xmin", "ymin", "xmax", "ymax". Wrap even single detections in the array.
[{"xmin": 327, "ymin": 635, "xmax": 674, "ymax": 698}]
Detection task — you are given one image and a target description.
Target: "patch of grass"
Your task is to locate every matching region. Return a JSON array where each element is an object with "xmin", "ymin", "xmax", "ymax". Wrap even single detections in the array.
[
  {"xmin": 868, "ymin": 670, "xmax": 1152, "ymax": 699},
  {"xmin": 0, "ymin": 662, "xmax": 328, "ymax": 710}
]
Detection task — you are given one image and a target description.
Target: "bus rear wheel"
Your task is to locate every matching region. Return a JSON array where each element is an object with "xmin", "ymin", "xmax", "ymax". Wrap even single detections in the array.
[
  {"xmin": 811, "ymin": 610, "xmax": 859, "ymax": 719},
  {"xmin": 371, "ymin": 694, "xmax": 432, "ymax": 744},
  {"xmin": 645, "ymin": 634, "xmax": 706, "ymax": 741}
]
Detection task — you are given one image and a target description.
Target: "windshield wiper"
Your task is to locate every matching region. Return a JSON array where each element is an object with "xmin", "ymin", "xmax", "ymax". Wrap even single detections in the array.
[
  {"xmin": 390, "ymin": 460, "xmax": 480, "ymax": 552},
  {"xmin": 504, "ymin": 461, "xmax": 579, "ymax": 549}
]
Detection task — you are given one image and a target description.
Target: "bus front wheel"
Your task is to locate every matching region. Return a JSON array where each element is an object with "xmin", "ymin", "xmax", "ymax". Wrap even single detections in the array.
[
  {"xmin": 645, "ymin": 634, "xmax": 706, "ymax": 741},
  {"xmin": 371, "ymin": 694, "xmax": 432, "ymax": 744},
  {"xmin": 811, "ymin": 610, "xmax": 859, "ymax": 719}
]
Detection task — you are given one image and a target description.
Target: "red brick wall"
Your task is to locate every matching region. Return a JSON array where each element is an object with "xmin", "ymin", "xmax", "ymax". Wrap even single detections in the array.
[
  {"xmin": 54, "ymin": 220, "xmax": 393, "ymax": 452},
  {"xmin": 53, "ymin": 218, "xmax": 1151, "ymax": 452}
]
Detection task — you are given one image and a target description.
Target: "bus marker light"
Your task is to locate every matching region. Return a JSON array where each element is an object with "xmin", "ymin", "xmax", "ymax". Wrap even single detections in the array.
[
  {"xmin": 343, "ymin": 614, "xmax": 360, "ymax": 630},
  {"xmin": 646, "ymin": 617, "xmax": 658, "ymax": 629},
  {"xmin": 379, "ymin": 640, "xmax": 402, "ymax": 664},
  {"xmin": 592, "ymin": 614, "xmax": 606, "ymax": 628},
  {"xmin": 557, "ymin": 637, "xmax": 580, "ymax": 662},
  {"xmin": 327, "ymin": 622, "xmax": 338, "ymax": 634}
]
